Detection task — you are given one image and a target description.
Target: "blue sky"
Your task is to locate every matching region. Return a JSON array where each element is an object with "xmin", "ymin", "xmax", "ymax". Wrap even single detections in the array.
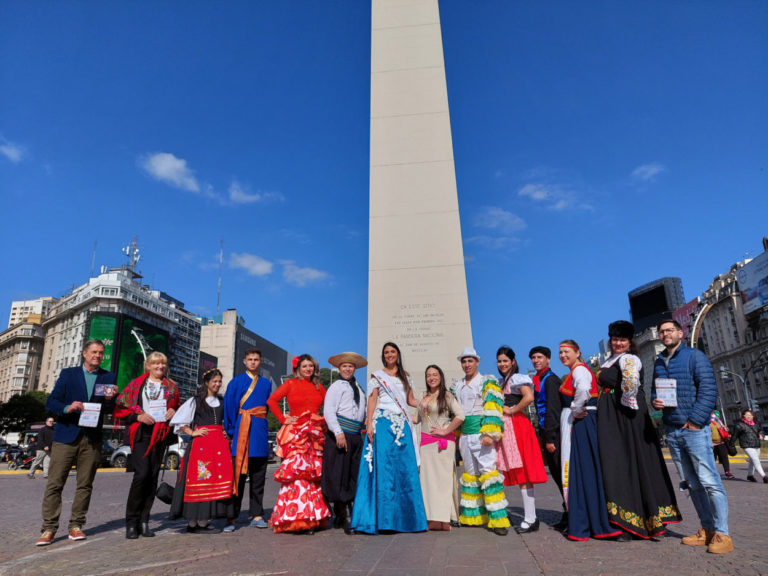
[{"xmin": 2, "ymin": 1, "xmax": 767, "ymax": 378}]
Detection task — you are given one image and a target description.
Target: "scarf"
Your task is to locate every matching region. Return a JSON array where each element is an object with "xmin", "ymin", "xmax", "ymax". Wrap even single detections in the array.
[{"xmin": 114, "ymin": 373, "xmax": 181, "ymax": 457}]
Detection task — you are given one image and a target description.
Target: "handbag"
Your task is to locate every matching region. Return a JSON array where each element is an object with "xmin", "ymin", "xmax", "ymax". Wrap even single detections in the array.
[
  {"xmin": 725, "ymin": 438, "xmax": 737, "ymax": 457},
  {"xmin": 155, "ymin": 446, "xmax": 175, "ymax": 505},
  {"xmin": 717, "ymin": 426, "xmax": 730, "ymax": 440}
]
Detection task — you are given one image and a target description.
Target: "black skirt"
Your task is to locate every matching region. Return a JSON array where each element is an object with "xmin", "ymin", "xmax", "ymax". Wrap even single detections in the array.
[
  {"xmin": 597, "ymin": 363, "xmax": 681, "ymax": 538},
  {"xmin": 320, "ymin": 429, "xmax": 363, "ymax": 504}
]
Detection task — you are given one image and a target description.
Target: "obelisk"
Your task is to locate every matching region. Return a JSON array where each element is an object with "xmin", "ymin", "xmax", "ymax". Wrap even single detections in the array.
[{"xmin": 368, "ymin": 0, "xmax": 472, "ymax": 391}]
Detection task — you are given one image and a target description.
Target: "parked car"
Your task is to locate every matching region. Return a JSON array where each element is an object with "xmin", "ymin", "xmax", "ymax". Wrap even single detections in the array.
[{"xmin": 110, "ymin": 440, "xmax": 186, "ymax": 470}]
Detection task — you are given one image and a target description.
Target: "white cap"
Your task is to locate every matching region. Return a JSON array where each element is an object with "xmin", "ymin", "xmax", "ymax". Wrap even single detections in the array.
[{"xmin": 457, "ymin": 346, "xmax": 480, "ymax": 361}]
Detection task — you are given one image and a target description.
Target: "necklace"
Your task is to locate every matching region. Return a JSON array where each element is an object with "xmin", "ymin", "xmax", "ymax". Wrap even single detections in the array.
[{"xmin": 146, "ymin": 379, "xmax": 163, "ymax": 401}]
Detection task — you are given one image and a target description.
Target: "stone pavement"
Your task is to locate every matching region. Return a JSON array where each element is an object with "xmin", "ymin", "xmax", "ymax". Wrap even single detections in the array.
[{"xmin": 0, "ymin": 459, "xmax": 766, "ymax": 576}]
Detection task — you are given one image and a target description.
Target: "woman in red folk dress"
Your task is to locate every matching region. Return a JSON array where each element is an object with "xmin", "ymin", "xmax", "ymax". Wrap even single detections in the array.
[{"xmin": 267, "ymin": 354, "xmax": 331, "ymax": 534}]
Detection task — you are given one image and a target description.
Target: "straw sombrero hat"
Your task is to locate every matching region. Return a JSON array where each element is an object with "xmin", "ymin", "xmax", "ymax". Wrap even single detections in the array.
[{"xmin": 328, "ymin": 352, "xmax": 368, "ymax": 369}]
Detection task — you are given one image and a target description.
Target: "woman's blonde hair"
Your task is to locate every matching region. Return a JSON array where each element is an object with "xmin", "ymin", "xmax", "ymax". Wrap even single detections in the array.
[{"xmin": 144, "ymin": 351, "xmax": 168, "ymax": 375}]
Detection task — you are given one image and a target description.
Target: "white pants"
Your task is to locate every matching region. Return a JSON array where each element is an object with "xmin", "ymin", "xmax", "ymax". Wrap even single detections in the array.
[
  {"xmin": 459, "ymin": 434, "xmax": 498, "ymax": 476},
  {"xmin": 744, "ymin": 447, "xmax": 766, "ymax": 478},
  {"xmin": 29, "ymin": 449, "xmax": 50, "ymax": 475}
]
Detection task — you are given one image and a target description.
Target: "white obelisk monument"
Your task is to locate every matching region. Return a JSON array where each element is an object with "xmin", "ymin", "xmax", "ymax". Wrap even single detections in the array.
[{"xmin": 367, "ymin": 0, "xmax": 472, "ymax": 390}]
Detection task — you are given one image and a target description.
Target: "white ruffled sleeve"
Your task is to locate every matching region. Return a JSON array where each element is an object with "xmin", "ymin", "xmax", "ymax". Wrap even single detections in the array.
[{"xmin": 170, "ymin": 397, "xmax": 196, "ymax": 433}]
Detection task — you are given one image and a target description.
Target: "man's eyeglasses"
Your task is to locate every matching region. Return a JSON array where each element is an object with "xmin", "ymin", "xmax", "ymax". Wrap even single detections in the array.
[{"xmin": 658, "ymin": 328, "xmax": 680, "ymax": 335}]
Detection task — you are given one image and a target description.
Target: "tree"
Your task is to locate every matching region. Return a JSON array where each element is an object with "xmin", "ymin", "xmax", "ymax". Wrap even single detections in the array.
[
  {"xmin": 0, "ymin": 393, "xmax": 48, "ymax": 435},
  {"xmin": 318, "ymin": 368, "xmax": 337, "ymax": 389}
]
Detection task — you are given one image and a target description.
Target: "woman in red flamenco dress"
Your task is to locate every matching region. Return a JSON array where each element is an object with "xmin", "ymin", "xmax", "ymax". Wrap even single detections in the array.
[{"xmin": 267, "ymin": 354, "xmax": 331, "ymax": 533}]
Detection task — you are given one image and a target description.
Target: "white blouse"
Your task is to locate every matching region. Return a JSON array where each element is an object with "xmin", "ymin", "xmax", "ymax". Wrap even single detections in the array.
[{"xmin": 170, "ymin": 396, "xmax": 221, "ymax": 433}]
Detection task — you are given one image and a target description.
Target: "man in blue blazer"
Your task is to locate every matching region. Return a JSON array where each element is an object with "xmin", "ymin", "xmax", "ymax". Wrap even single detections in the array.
[{"xmin": 36, "ymin": 339, "xmax": 117, "ymax": 546}]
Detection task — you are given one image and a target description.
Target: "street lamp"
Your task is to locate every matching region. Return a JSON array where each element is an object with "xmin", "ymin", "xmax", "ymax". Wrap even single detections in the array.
[
  {"xmin": 718, "ymin": 348, "xmax": 768, "ymax": 413},
  {"xmin": 719, "ymin": 367, "xmax": 755, "ymax": 412}
]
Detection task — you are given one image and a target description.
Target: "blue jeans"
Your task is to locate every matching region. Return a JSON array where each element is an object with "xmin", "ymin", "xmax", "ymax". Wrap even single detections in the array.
[{"xmin": 666, "ymin": 426, "xmax": 729, "ymax": 534}]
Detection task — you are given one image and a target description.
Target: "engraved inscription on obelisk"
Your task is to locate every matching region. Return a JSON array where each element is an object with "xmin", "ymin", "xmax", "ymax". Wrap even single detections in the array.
[{"xmin": 367, "ymin": 0, "xmax": 472, "ymax": 389}]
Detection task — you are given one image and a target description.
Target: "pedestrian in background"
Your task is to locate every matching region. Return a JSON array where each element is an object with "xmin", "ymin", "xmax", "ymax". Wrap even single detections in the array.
[
  {"xmin": 652, "ymin": 319, "xmax": 733, "ymax": 554},
  {"xmin": 731, "ymin": 410, "xmax": 766, "ymax": 483},
  {"xmin": 710, "ymin": 412, "xmax": 735, "ymax": 479},
  {"xmin": 28, "ymin": 417, "xmax": 55, "ymax": 479},
  {"xmin": 37, "ymin": 339, "xmax": 116, "ymax": 546},
  {"xmin": 115, "ymin": 351, "xmax": 180, "ymax": 539}
]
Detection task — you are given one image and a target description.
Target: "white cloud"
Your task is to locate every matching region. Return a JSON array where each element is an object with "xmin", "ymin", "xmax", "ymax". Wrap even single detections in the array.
[
  {"xmin": 518, "ymin": 181, "xmax": 586, "ymax": 211},
  {"xmin": 228, "ymin": 181, "xmax": 285, "ymax": 204},
  {"xmin": 631, "ymin": 162, "xmax": 665, "ymax": 182},
  {"xmin": 0, "ymin": 139, "xmax": 24, "ymax": 163},
  {"xmin": 229, "ymin": 252, "xmax": 273, "ymax": 276},
  {"xmin": 139, "ymin": 152, "xmax": 200, "ymax": 192},
  {"xmin": 518, "ymin": 183, "xmax": 554, "ymax": 201},
  {"xmin": 474, "ymin": 207, "xmax": 527, "ymax": 231},
  {"xmin": 281, "ymin": 260, "xmax": 330, "ymax": 287}
]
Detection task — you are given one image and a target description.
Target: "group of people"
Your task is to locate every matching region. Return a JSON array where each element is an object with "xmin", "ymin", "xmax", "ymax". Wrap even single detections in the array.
[{"xmin": 32, "ymin": 320, "xmax": 745, "ymax": 554}]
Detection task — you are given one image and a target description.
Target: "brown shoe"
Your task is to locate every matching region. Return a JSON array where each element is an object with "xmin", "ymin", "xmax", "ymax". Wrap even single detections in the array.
[
  {"xmin": 68, "ymin": 527, "xmax": 86, "ymax": 541},
  {"xmin": 681, "ymin": 527, "xmax": 713, "ymax": 546},
  {"xmin": 707, "ymin": 532, "xmax": 734, "ymax": 554},
  {"xmin": 36, "ymin": 531, "xmax": 55, "ymax": 546}
]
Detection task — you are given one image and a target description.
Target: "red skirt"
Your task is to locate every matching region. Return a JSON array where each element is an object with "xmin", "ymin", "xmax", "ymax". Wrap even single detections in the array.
[
  {"xmin": 271, "ymin": 413, "xmax": 330, "ymax": 532},
  {"xmin": 182, "ymin": 425, "xmax": 233, "ymax": 503},
  {"xmin": 499, "ymin": 413, "xmax": 548, "ymax": 486}
]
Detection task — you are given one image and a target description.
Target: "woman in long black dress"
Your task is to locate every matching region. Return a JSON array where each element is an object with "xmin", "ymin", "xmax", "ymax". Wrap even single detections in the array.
[
  {"xmin": 597, "ymin": 321, "xmax": 681, "ymax": 539},
  {"xmin": 170, "ymin": 369, "xmax": 234, "ymax": 533}
]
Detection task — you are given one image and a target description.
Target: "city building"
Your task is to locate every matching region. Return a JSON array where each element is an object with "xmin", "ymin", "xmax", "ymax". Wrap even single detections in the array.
[
  {"xmin": 628, "ymin": 277, "xmax": 686, "ymax": 334},
  {"xmin": 39, "ymin": 265, "xmax": 201, "ymax": 398},
  {"xmin": 699, "ymin": 259, "xmax": 768, "ymax": 425},
  {"xmin": 200, "ymin": 309, "xmax": 289, "ymax": 392},
  {"xmin": 8, "ymin": 297, "xmax": 57, "ymax": 328},
  {"xmin": 0, "ymin": 321, "xmax": 46, "ymax": 402}
]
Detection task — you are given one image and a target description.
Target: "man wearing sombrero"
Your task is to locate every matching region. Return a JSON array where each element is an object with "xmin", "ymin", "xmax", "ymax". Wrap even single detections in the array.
[{"xmin": 321, "ymin": 352, "xmax": 368, "ymax": 535}]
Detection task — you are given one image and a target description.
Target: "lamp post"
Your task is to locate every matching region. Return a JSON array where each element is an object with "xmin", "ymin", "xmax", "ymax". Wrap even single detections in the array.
[
  {"xmin": 718, "ymin": 348, "xmax": 768, "ymax": 414},
  {"xmin": 719, "ymin": 367, "xmax": 754, "ymax": 412}
]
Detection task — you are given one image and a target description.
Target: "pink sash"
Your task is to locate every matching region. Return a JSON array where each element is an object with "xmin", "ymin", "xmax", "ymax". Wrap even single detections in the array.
[{"xmin": 420, "ymin": 432, "xmax": 456, "ymax": 451}]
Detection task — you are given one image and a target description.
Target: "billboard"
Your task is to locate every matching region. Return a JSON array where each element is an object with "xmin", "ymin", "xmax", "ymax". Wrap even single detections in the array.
[
  {"xmin": 88, "ymin": 313, "xmax": 169, "ymax": 391},
  {"xmin": 88, "ymin": 314, "xmax": 118, "ymax": 371},
  {"xmin": 738, "ymin": 251, "xmax": 768, "ymax": 315},
  {"xmin": 115, "ymin": 317, "xmax": 169, "ymax": 391},
  {"xmin": 673, "ymin": 298, "xmax": 699, "ymax": 341}
]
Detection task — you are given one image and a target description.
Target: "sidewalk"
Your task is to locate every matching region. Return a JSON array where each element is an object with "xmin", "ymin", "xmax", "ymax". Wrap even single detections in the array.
[{"xmin": 1, "ymin": 460, "xmax": 766, "ymax": 576}]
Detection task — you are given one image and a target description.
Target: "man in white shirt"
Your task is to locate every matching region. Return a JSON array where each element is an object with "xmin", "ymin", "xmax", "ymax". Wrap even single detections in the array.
[
  {"xmin": 454, "ymin": 347, "xmax": 510, "ymax": 536},
  {"xmin": 321, "ymin": 352, "xmax": 368, "ymax": 535}
]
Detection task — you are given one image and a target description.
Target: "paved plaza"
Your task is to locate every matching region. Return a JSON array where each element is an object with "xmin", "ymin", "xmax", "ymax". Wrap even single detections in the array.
[{"xmin": 0, "ymin": 458, "xmax": 766, "ymax": 576}]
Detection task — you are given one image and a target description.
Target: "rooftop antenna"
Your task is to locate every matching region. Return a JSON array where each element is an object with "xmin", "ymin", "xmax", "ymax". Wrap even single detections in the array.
[
  {"xmin": 90, "ymin": 241, "xmax": 98, "ymax": 278},
  {"xmin": 217, "ymin": 239, "xmax": 224, "ymax": 314},
  {"xmin": 122, "ymin": 237, "xmax": 141, "ymax": 272}
]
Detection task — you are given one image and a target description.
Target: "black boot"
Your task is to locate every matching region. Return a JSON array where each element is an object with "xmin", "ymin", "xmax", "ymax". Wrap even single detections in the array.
[
  {"xmin": 140, "ymin": 522, "xmax": 155, "ymax": 537},
  {"xmin": 126, "ymin": 523, "xmax": 139, "ymax": 539},
  {"xmin": 553, "ymin": 511, "xmax": 568, "ymax": 532},
  {"xmin": 333, "ymin": 503, "xmax": 345, "ymax": 529},
  {"xmin": 344, "ymin": 503, "xmax": 354, "ymax": 535}
]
